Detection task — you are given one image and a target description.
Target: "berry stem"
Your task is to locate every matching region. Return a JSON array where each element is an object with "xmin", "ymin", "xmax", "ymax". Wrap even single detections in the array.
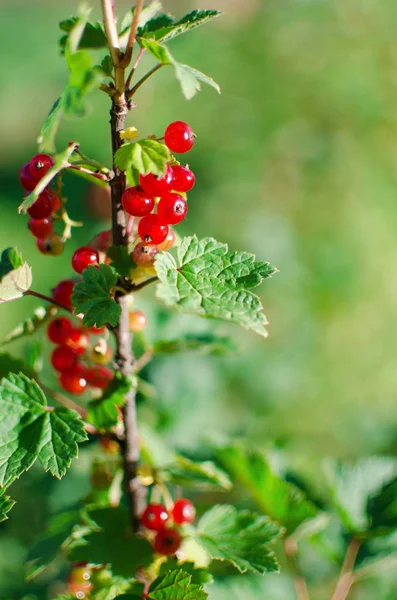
[
  {"xmin": 127, "ymin": 63, "xmax": 165, "ymax": 100},
  {"xmin": 39, "ymin": 381, "xmax": 87, "ymax": 418},
  {"xmin": 131, "ymin": 276, "xmax": 158, "ymax": 292},
  {"xmin": 125, "ymin": 47, "xmax": 146, "ymax": 90},
  {"xmin": 24, "ymin": 289, "xmax": 74, "ymax": 313},
  {"xmin": 284, "ymin": 539, "xmax": 310, "ymax": 600}
]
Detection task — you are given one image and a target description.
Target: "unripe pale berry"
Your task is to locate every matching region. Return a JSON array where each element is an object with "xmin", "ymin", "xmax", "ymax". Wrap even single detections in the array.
[
  {"xmin": 171, "ymin": 165, "xmax": 195, "ymax": 192},
  {"xmin": 128, "ymin": 310, "xmax": 148, "ymax": 332},
  {"xmin": 138, "ymin": 214, "xmax": 168, "ymax": 244},
  {"xmin": 157, "ymin": 193, "xmax": 187, "ymax": 225},
  {"xmin": 157, "ymin": 229, "xmax": 176, "ymax": 251},
  {"xmin": 139, "ymin": 165, "xmax": 174, "ymax": 197},
  {"xmin": 122, "ymin": 186, "xmax": 155, "ymax": 216},
  {"xmin": 36, "ymin": 232, "xmax": 64, "ymax": 256},
  {"xmin": 165, "ymin": 121, "xmax": 195, "ymax": 153},
  {"xmin": 132, "ymin": 242, "xmax": 159, "ymax": 267}
]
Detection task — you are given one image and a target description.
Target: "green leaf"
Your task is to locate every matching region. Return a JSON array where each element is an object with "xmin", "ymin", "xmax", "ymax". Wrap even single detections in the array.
[
  {"xmin": 71, "ymin": 264, "xmax": 121, "ymax": 328},
  {"xmin": 88, "ymin": 374, "xmax": 133, "ymax": 432},
  {"xmin": 0, "ymin": 353, "xmax": 34, "ymax": 380},
  {"xmin": 1, "ymin": 306, "xmax": 57, "ymax": 345},
  {"xmin": 138, "ymin": 9, "xmax": 221, "ymax": 43},
  {"xmin": 153, "ymin": 333, "xmax": 237, "ymax": 356},
  {"xmin": 0, "ymin": 247, "xmax": 32, "ymax": 302},
  {"xmin": 59, "ymin": 18, "xmax": 107, "ymax": 50},
  {"xmin": 218, "ymin": 445, "xmax": 319, "ymax": 535},
  {"xmin": 120, "ymin": 0, "xmax": 163, "ymax": 37},
  {"xmin": 147, "ymin": 569, "xmax": 208, "ymax": 600},
  {"xmin": 70, "ymin": 507, "xmax": 153, "ymax": 577},
  {"xmin": 0, "ymin": 373, "xmax": 87, "ymax": 487},
  {"xmin": 37, "ymin": 97, "xmax": 64, "ymax": 153},
  {"xmin": 100, "ymin": 55, "xmax": 114, "ymax": 77},
  {"xmin": 0, "ymin": 491, "xmax": 15, "ymax": 522},
  {"xmin": 158, "ymin": 559, "xmax": 213, "ymax": 586},
  {"xmin": 326, "ymin": 457, "xmax": 397, "ymax": 534},
  {"xmin": 195, "ymin": 505, "xmax": 281, "ymax": 575},
  {"xmin": 107, "ymin": 246, "xmax": 136, "ymax": 278},
  {"xmin": 90, "ymin": 575, "xmax": 135, "ymax": 600},
  {"xmin": 114, "ymin": 139, "xmax": 170, "ymax": 176},
  {"xmin": 367, "ymin": 476, "xmax": 397, "ymax": 534},
  {"xmin": 161, "ymin": 455, "xmax": 232, "ymax": 491},
  {"xmin": 155, "ymin": 236, "xmax": 276, "ymax": 338}
]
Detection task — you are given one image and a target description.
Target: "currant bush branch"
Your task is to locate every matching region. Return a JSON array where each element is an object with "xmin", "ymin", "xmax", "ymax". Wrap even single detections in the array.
[
  {"xmin": 123, "ymin": 0, "xmax": 144, "ymax": 67},
  {"xmin": 127, "ymin": 63, "xmax": 164, "ymax": 99},
  {"xmin": 24, "ymin": 289, "xmax": 74, "ymax": 313},
  {"xmin": 284, "ymin": 538, "xmax": 310, "ymax": 600},
  {"xmin": 330, "ymin": 538, "xmax": 361, "ymax": 600}
]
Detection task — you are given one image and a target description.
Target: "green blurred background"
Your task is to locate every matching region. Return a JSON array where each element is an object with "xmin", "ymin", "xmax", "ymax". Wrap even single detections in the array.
[{"xmin": 1, "ymin": 0, "xmax": 397, "ymax": 598}]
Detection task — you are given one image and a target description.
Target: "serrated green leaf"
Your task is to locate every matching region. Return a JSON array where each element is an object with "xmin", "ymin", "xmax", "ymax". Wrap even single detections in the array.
[
  {"xmin": 107, "ymin": 246, "xmax": 136, "ymax": 278},
  {"xmin": 158, "ymin": 559, "xmax": 213, "ymax": 586},
  {"xmin": 2, "ymin": 306, "xmax": 57, "ymax": 345},
  {"xmin": 115, "ymin": 139, "xmax": 170, "ymax": 176},
  {"xmin": 153, "ymin": 333, "xmax": 237, "ymax": 356},
  {"xmin": 120, "ymin": 0, "xmax": 163, "ymax": 37},
  {"xmin": 155, "ymin": 236, "xmax": 276, "ymax": 337},
  {"xmin": 195, "ymin": 505, "xmax": 281, "ymax": 575},
  {"xmin": 71, "ymin": 264, "xmax": 121, "ymax": 328},
  {"xmin": 100, "ymin": 55, "xmax": 114, "ymax": 77},
  {"xmin": 0, "ymin": 353, "xmax": 34, "ymax": 380},
  {"xmin": 37, "ymin": 97, "xmax": 64, "ymax": 153},
  {"xmin": 70, "ymin": 507, "xmax": 153, "ymax": 577},
  {"xmin": 148, "ymin": 569, "xmax": 207, "ymax": 600},
  {"xmin": 91, "ymin": 575, "xmax": 135, "ymax": 600},
  {"xmin": 0, "ymin": 373, "xmax": 87, "ymax": 487},
  {"xmin": 138, "ymin": 9, "xmax": 221, "ymax": 43},
  {"xmin": 326, "ymin": 457, "xmax": 397, "ymax": 534},
  {"xmin": 0, "ymin": 248, "xmax": 32, "ymax": 303},
  {"xmin": 59, "ymin": 18, "xmax": 107, "ymax": 50},
  {"xmin": 140, "ymin": 39, "xmax": 173, "ymax": 64},
  {"xmin": 0, "ymin": 491, "xmax": 15, "ymax": 523},
  {"xmin": 88, "ymin": 373, "xmax": 133, "ymax": 432},
  {"xmin": 161, "ymin": 456, "xmax": 232, "ymax": 491},
  {"xmin": 218, "ymin": 445, "xmax": 319, "ymax": 535}
]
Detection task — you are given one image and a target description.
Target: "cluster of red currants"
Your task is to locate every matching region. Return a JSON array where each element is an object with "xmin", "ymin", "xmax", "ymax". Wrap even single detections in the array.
[
  {"xmin": 140, "ymin": 498, "xmax": 196, "ymax": 555},
  {"xmin": 47, "ymin": 315, "xmax": 114, "ymax": 395},
  {"xmin": 124, "ymin": 121, "xmax": 196, "ymax": 265},
  {"xmin": 19, "ymin": 154, "xmax": 65, "ymax": 255}
]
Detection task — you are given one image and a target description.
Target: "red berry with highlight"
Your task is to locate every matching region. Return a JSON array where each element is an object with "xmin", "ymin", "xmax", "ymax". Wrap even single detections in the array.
[
  {"xmin": 27, "ymin": 190, "xmax": 54, "ymax": 219},
  {"xmin": 47, "ymin": 317, "xmax": 75, "ymax": 345},
  {"xmin": 140, "ymin": 165, "xmax": 174, "ymax": 197},
  {"xmin": 122, "ymin": 186, "xmax": 155, "ymax": 216},
  {"xmin": 52, "ymin": 279, "xmax": 75, "ymax": 309},
  {"xmin": 85, "ymin": 366, "xmax": 114, "ymax": 389},
  {"xmin": 36, "ymin": 232, "xmax": 64, "ymax": 256},
  {"xmin": 172, "ymin": 498, "xmax": 196, "ymax": 525},
  {"xmin": 132, "ymin": 242, "xmax": 158, "ymax": 267},
  {"xmin": 141, "ymin": 503, "xmax": 169, "ymax": 531},
  {"xmin": 59, "ymin": 370, "xmax": 87, "ymax": 395},
  {"xmin": 29, "ymin": 154, "xmax": 55, "ymax": 179},
  {"xmin": 72, "ymin": 246, "xmax": 99, "ymax": 274},
  {"xmin": 28, "ymin": 217, "xmax": 53, "ymax": 238},
  {"xmin": 51, "ymin": 345, "xmax": 78, "ymax": 372},
  {"xmin": 138, "ymin": 214, "xmax": 168, "ymax": 244},
  {"xmin": 153, "ymin": 529, "xmax": 182, "ymax": 555},
  {"xmin": 19, "ymin": 162, "xmax": 37, "ymax": 191},
  {"xmin": 165, "ymin": 121, "xmax": 195, "ymax": 154},
  {"xmin": 171, "ymin": 165, "xmax": 195, "ymax": 192},
  {"xmin": 157, "ymin": 193, "xmax": 187, "ymax": 225}
]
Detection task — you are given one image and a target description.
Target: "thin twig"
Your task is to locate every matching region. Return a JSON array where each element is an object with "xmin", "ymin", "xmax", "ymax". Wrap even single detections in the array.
[
  {"xmin": 284, "ymin": 539, "xmax": 310, "ymax": 600},
  {"xmin": 125, "ymin": 47, "xmax": 146, "ymax": 90},
  {"xmin": 127, "ymin": 63, "xmax": 164, "ymax": 99},
  {"xmin": 131, "ymin": 276, "xmax": 158, "ymax": 292},
  {"xmin": 69, "ymin": 165, "xmax": 110, "ymax": 182},
  {"xmin": 40, "ymin": 382, "xmax": 87, "ymax": 418},
  {"xmin": 101, "ymin": 0, "xmax": 121, "ymax": 66},
  {"xmin": 24, "ymin": 290, "xmax": 73, "ymax": 314},
  {"xmin": 123, "ymin": 0, "xmax": 144, "ymax": 67},
  {"xmin": 331, "ymin": 538, "xmax": 361, "ymax": 600},
  {"xmin": 133, "ymin": 350, "xmax": 153, "ymax": 373}
]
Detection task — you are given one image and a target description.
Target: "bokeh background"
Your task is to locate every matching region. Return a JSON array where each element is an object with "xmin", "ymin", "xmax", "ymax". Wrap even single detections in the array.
[{"xmin": 1, "ymin": 0, "xmax": 397, "ymax": 598}]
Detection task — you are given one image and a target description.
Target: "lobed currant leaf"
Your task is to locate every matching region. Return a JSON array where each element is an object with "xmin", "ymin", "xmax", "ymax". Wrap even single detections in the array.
[
  {"xmin": 0, "ymin": 373, "xmax": 87, "ymax": 487},
  {"xmin": 158, "ymin": 559, "xmax": 213, "ymax": 586},
  {"xmin": 147, "ymin": 569, "xmax": 208, "ymax": 600},
  {"xmin": 0, "ymin": 491, "xmax": 15, "ymax": 523},
  {"xmin": 59, "ymin": 18, "xmax": 107, "ymax": 51},
  {"xmin": 0, "ymin": 248, "xmax": 32, "ymax": 303},
  {"xmin": 89, "ymin": 575, "xmax": 137, "ymax": 600},
  {"xmin": 1, "ymin": 306, "xmax": 57, "ymax": 346},
  {"xmin": 138, "ymin": 9, "xmax": 221, "ymax": 43},
  {"xmin": 153, "ymin": 333, "xmax": 238, "ymax": 356},
  {"xmin": 71, "ymin": 264, "xmax": 121, "ymax": 328},
  {"xmin": 87, "ymin": 373, "xmax": 135, "ymax": 433},
  {"xmin": 119, "ymin": 0, "xmax": 163, "ymax": 38},
  {"xmin": 195, "ymin": 504, "xmax": 281, "ymax": 575},
  {"xmin": 218, "ymin": 445, "xmax": 320, "ymax": 537},
  {"xmin": 107, "ymin": 245, "xmax": 136, "ymax": 278},
  {"xmin": 115, "ymin": 139, "xmax": 170, "ymax": 176},
  {"xmin": 161, "ymin": 455, "xmax": 232, "ymax": 491},
  {"xmin": 154, "ymin": 235, "xmax": 276, "ymax": 337}
]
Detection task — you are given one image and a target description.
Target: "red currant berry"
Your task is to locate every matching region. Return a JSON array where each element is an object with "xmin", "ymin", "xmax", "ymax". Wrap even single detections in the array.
[
  {"xmin": 141, "ymin": 503, "xmax": 169, "ymax": 531},
  {"xmin": 138, "ymin": 214, "xmax": 168, "ymax": 245},
  {"xmin": 84, "ymin": 325, "xmax": 107, "ymax": 335},
  {"xmin": 72, "ymin": 246, "xmax": 99, "ymax": 274},
  {"xmin": 128, "ymin": 310, "xmax": 148, "ymax": 332},
  {"xmin": 26, "ymin": 190, "xmax": 54, "ymax": 219},
  {"xmin": 28, "ymin": 217, "xmax": 53, "ymax": 238},
  {"xmin": 157, "ymin": 229, "xmax": 176, "ymax": 251},
  {"xmin": 19, "ymin": 162, "xmax": 38, "ymax": 191},
  {"xmin": 36, "ymin": 232, "xmax": 64, "ymax": 256},
  {"xmin": 171, "ymin": 165, "xmax": 195, "ymax": 192},
  {"xmin": 47, "ymin": 189, "xmax": 61, "ymax": 212},
  {"xmin": 66, "ymin": 329, "xmax": 88, "ymax": 356},
  {"xmin": 85, "ymin": 366, "xmax": 114, "ymax": 389},
  {"xmin": 59, "ymin": 370, "xmax": 87, "ymax": 395},
  {"xmin": 157, "ymin": 193, "xmax": 187, "ymax": 225},
  {"xmin": 122, "ymin": 186, "xmax": 155, "ymax": 217},
  {"xmin": 52, "ymin": 279, "xmax": 76, "ymax": 309},
  {"xmin": 47, "ymin": 317, "xmax": 75, "ymax": 345},
  {"xmin": 132, "ymin": 242, "xmax": 158, "ymax": 267},
  {"xmin": 139, "ymin": 165, "xmax": 174, "ymax": 197},
  {"xmin": 165, "ymin": 121, "xmax": 195, "ymax": 154},
  {"xmin": 90, "ymin": 230, "xmax": 112, "ymax": 252},
  {"xmin": 171, "ymin": 498, "xmax": 196, "ymax": 525},
  {"xmin": 153, "ymin": 528, "xmax": 182, "ymax": 555},
  {"xmin": 29, "ymin": 154, "xmax": 54, "ymax": 180},
  {"xmin": 51, "ymin": 345, "xmax": 78, "ymax": 372}
]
